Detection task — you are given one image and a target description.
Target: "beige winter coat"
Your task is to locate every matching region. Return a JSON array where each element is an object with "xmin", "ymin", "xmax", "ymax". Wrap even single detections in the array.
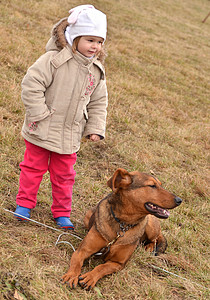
[{"xmin": 21, "ymin": 19, "xmax": 108, "ymax": 154}]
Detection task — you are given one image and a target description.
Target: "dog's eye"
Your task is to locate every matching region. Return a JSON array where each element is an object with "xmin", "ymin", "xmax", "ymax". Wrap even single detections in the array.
[{"xmin": 149, "ymin": 185, "xmax": 156, "ymax": 189}]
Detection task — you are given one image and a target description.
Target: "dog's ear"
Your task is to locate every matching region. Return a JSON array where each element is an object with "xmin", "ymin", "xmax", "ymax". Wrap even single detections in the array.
[{"xmin": 107, "ymin": 168, "xmax": 132, "ymax": 193}]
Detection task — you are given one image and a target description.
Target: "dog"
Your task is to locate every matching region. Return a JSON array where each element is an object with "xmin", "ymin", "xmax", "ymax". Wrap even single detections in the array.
[{"xmin": 62, "ymin": 168, "xmax": 182, "ymax": 290}]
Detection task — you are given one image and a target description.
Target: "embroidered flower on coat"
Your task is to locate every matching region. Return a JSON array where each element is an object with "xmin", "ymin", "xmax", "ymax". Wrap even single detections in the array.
[
  {"xmin": 85, "ymin": 73, "xmax": 96, "ymax": 96},
  {"xmin": 28, "ymin": 122, "xmax": 38, "ymax": 131}
]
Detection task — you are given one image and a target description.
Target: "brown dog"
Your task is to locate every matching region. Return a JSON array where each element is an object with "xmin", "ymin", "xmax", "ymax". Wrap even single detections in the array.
[{"xmin": 62, "ymin": 168, "xmax": 182, "ymax": 290}]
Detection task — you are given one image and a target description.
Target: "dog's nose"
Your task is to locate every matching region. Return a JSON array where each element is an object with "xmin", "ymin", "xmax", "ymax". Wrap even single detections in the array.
[{"xmin": 175, "ymin": 196, "xmax": 182, "ymax": 206}]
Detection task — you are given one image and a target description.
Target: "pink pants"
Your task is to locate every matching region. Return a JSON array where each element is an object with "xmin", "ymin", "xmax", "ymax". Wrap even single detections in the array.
[{"xmin": 16, "ymin": 140, "xmax": 77, "ymax": 218}]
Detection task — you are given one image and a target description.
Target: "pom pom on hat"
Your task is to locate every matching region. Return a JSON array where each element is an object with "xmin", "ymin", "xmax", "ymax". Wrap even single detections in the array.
[{"xmin": 65, "ymin": 4, "xmax": 107, "ymax": 46}]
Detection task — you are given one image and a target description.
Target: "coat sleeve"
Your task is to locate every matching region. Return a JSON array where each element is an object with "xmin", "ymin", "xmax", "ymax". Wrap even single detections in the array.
[
  {"xmin": 83, "ymin": 77, "xmax": 108, "ymax": 139},
  {"xmin": 21, "ymin": 52, "xmax": 56, "ymax": 122}
]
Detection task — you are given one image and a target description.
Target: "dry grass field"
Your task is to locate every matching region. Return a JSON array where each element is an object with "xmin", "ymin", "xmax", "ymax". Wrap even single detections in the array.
[{"xmin": 0, "ymin": 0, "xmax": 209, "ymax": 299}]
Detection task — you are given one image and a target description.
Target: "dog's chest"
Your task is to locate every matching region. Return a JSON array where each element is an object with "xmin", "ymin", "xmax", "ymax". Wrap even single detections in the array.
[
  {"xmin": 95, "ymin": 200, "xmax": 148, "ymax": 245},
  {"xmin": 114, "ymin": 218, "xmax": 148, "ymax": 245}
]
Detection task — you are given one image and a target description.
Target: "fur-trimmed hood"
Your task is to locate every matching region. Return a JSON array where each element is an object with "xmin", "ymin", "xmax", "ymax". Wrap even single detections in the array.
[{"xmin": 46, "ymin": 18, "xmax": 70, "ymax": 52}]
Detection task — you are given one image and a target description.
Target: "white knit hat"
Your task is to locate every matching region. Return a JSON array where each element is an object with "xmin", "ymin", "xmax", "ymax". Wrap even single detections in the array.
[{"xmin": 65, "ymin": 5, "xmax": 107, "ymax": 46}]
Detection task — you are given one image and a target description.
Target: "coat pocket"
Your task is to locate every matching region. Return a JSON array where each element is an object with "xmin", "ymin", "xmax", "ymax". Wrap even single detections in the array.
[{"xmin": 24, "ymin": 108, "xmax": 54, "ymax": 141}]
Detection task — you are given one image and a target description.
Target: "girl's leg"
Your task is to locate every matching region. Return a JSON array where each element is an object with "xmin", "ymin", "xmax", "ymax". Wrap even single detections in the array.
[
  {"xmin": 49, "ymin": 152, "xmax": 77, "ymax": 218},
  {"xmin": 16, "ymin": 140, "xmax": 50, "ymax": 209}
]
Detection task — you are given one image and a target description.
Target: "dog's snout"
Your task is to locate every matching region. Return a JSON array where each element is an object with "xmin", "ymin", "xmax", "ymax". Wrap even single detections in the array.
[{"xmin": 174, "ymin": 196, "xmax": 182, "ymax": 206}]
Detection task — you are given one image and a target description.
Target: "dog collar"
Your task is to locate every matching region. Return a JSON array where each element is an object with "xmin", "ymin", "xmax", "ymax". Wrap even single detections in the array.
[
  {"xmin": 94, "ymin": 206, "xmax": 139, "ymax": 259},
  {"xmin": 110, "ymin": 206, "xmax": 138, "ymax": 233}
]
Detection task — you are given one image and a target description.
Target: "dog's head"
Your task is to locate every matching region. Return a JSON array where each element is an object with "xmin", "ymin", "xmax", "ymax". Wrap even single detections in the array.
[{"xmin": 107, "ymin": 168, "xmax": 182, "ymax": 219}]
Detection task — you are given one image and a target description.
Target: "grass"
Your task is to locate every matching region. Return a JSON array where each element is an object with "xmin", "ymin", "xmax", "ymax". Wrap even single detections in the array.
[{"xmin": 0, "ymin": 0, "xmax": 209, "ymax": 299}]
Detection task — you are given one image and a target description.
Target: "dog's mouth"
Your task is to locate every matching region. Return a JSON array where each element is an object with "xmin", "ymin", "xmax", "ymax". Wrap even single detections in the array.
[{"xmin": 144, "ymin": 202, "xmax": 170, "ymax": 219}]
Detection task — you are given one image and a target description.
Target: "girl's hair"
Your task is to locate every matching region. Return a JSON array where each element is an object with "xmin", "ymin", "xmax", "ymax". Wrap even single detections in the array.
[
  {"xmin": 72, "ymin": 36, "xmax": 106, "ymax": 64},
  {"xmin": 72, "ymin": 36, "xmax": 80, "ymax": 53}
]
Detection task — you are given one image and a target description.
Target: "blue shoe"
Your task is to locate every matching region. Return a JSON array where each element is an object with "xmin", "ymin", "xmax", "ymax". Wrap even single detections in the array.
[
  {"xmin": 54, "ymin": 217, "xmax": 74, "ymax": 230},
  {"xmin": 14, "ymin": 205, "xmax": 31, "ymax": 221}
]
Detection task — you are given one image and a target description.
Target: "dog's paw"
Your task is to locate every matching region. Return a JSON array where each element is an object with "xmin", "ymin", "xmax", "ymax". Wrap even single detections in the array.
[
  {"xmin": 144, "ymin": 242, "xmax": 155, "ymax": 253},
  {"xmin": 78, "ymin": 271, "xmax": 97, "ymax": 290},
  {"xmin": 62, "ymin": 272, "xmax": 79, "ymax": 289}
]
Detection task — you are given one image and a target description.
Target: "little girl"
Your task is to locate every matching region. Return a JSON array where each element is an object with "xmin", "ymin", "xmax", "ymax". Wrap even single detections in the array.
[{"xmin": 14, "ymin": 5, "xmax": 108, "ymax": 230}]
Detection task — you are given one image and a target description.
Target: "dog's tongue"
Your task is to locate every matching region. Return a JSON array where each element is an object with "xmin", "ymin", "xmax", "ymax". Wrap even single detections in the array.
[{"xmin": 157, "ymin": 206, "xmax": 170, "ymax": 217}]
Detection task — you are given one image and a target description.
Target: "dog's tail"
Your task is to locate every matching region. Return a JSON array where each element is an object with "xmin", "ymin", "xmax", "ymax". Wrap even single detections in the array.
[
  {"xmin": 84, "ymin": 207, "xmax": 96, "ymax": 230},
  {"xmin": 155, "ymin": 234, "xmax": 168, "ymax": 256}
]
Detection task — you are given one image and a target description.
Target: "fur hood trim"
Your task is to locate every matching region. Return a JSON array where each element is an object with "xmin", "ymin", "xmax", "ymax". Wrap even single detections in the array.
[{"xmin": 46, "ymin": 18, "xmax": 69, "ymax": 52}]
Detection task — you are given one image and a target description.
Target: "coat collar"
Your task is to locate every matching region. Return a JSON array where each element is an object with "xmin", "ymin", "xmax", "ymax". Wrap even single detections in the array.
[
  {"xmin": 51, "ymin": 45, "xmax": 105, "ymax": 77},
  {"xmin": 51, "ymin": 46, "xmax": 73, "ymax": 69},
  {"xmin": 51, "ymin": 45, "xmax": 94, "ymax": 69}
]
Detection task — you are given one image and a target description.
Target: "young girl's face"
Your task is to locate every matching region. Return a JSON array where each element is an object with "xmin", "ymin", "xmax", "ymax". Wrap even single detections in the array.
[{"xmin": 77, "ymin": 36, "xmax": 104, "ymax": 58}]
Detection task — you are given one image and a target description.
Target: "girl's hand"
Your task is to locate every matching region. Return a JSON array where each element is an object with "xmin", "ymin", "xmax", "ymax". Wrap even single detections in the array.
[{"xmin": 89, "ymin": 134, "xmax": 100, "ymax": 142}]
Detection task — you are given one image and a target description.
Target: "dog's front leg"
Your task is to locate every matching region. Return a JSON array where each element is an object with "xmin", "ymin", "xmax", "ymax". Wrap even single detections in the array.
[
  {"xmin": 79, "ymin": 243, "xmax": 138, "ymax": 289},
  {"xmin": 78, "ymin": 260, "xmax": 123, "ymax": 290},
  {"xmin": 62, "ymin": 226, "xmax": 107, "ymax": 288},
  {"xmin": 62, "ymin": 247, "xmax": 86, "ymax": 288}
]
